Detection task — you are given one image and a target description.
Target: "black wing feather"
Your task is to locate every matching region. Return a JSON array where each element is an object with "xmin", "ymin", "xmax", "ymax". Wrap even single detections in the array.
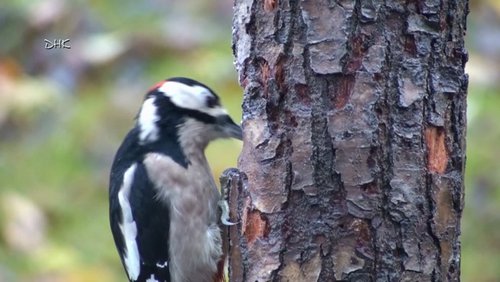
[
  {"xmin": 131, "ymin": 163, "xmax": 170, "ymax": 282},
  {"xmin": 109, "ymin": 129, "xmax": 171, "ymax": 282}
]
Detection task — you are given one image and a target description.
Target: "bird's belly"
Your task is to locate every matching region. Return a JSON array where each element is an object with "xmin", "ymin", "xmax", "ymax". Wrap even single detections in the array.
[{"xmin": 169, "ymin": 217, "xmax": 222, "ymax": 282}]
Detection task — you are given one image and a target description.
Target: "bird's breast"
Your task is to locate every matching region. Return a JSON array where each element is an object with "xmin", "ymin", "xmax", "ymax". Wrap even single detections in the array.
[
  {"xmin": 143, "ymin": 152, "xmax": 220, "ymax": 219},
  {"xmin": 143, "ymin": 152, "xmax": 223, "ymax": 282}
]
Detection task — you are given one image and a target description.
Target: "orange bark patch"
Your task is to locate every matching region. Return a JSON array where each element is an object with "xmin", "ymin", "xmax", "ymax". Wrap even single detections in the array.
[
  {"xmin": 260, "ymin": 60, "xmax": 271, "ymax": 83},
  {"xmin": 425, "ymin": 126, "xmax": 448, "ymax": 173},
  {"xmin": 334, "ymin": 75, "xmax": 355, "ymax": 109},
  {"xmin": 275, "ymin": 55, "xmax": 286, "ymax": 93},
  {"xmin": 243, "ymin": 210, "xmax": 269, "ymax": 244},
  {"xmin": 259, "ymin": 60, "xmax": 271, "ymax": 98},
  {"xmin": 213, "ymin": 256, "xmax": 225, "ymax": 282},
  {"xmin": 264, "ymin": 0, "xmax": 278, "ymax": 12}
]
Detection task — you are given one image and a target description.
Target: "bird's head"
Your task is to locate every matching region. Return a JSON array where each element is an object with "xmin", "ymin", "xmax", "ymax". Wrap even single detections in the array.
[{"xmin": 135, "ymin": 77, "xmax": 242, "ymax": 154}]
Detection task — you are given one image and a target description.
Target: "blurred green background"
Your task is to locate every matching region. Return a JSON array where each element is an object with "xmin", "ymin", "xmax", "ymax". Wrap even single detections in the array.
[{"xmin": 0, "ymin": 0, "xmax": 498, "ymax": 281}]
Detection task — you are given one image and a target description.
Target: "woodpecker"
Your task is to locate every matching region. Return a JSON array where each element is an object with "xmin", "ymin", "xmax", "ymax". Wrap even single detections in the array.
[{"xmin": 109, "ymin": 77, "xmax": 241, "ymax": 282}]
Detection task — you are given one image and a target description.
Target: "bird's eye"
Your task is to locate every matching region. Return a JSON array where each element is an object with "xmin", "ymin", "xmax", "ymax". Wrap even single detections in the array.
[{"xmin": 206, "ymin": 95, "xmax": 219, "ymax": 108}]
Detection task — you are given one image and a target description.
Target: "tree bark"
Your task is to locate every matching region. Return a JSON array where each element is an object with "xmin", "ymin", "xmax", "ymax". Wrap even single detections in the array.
[{"xmin": 228, "ymin": 0, "xmax": 468, "ymax": 281}]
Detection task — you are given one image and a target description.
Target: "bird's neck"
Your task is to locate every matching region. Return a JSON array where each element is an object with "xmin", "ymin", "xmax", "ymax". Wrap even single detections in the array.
[{"xmin": 176, "ymin": 119, "xmax": 212, "ymax": 163}]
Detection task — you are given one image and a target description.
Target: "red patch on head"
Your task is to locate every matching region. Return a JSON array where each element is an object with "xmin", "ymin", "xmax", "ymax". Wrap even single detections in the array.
[{"xmin": 148, "ymin": 81, "xmax": 165, "ymax": 92}]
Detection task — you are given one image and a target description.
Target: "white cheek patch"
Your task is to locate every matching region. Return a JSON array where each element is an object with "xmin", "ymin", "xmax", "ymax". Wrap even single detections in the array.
[
  {"xmin": 157, "ymin": 81, "xmax": 228, "ymax": 117},
  {"xmin": 118, "ymin": 164, "xmax": 141, "ymax": 281},
  {"xmin": 138, "ymin": 97, "xmax": 160, "ymax": 144}
]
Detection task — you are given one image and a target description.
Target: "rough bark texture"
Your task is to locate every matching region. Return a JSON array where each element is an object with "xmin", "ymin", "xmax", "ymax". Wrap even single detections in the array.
[{"xmin": 229, "ymin": 0, "xmax": 468, "ymax": 281}]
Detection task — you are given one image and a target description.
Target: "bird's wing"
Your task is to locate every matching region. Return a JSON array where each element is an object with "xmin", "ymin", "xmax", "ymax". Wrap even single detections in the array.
[{"xmin": 110, "ymin": 161, "xmax": 171, "ymax": 282}]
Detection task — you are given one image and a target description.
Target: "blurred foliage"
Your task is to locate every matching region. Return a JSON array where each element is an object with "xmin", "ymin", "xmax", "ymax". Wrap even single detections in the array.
[
  {"xmin": 0, "ymin": 1, "xmax": 240, "ymax": 281},
  {"xmin": 0, "ymin": 0, "xmax": 498, "ymax": 282}
]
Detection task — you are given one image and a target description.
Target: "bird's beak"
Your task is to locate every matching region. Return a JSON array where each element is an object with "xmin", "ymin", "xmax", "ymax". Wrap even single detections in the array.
[{"xmin": 217, "ymin": 115, "xmax": 243, "ymax": 140}]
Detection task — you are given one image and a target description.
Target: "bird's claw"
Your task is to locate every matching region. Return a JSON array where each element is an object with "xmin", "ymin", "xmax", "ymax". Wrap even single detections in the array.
[{"xmin": 218, "ymin": 200, "xmax": 237, "ymax": 226}]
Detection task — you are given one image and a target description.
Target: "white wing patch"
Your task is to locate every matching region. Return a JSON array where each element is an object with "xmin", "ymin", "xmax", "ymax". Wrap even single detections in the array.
[
  {"xmin": 118, "ymin": 164, "xmax": 141, "ymax": 281},
  {"xmin": 138, "ymin": 97, "xmax": 160, "ymax": 144},
  {"xmin": 156, "ymin": 261, "xmax": 168, "ymax": 268},
  {"xmin": 146, "ymin": 274, "xmax": 159, "ymax": 282},
  {"xmin": 157, "ymin": 81, "xmax": 228, "ymax": 117}
]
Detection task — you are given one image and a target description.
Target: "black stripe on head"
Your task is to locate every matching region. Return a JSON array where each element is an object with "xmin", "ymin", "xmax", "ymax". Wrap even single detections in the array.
[{"xmin": 182, "ymin": 108, "xmax": 217, "ymax": 124}]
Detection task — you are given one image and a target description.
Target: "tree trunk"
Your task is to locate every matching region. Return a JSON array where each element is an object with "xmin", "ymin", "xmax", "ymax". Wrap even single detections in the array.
[{"xmin": 227, "ymin": 0, "xmax": 468, "ymax": 281}]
